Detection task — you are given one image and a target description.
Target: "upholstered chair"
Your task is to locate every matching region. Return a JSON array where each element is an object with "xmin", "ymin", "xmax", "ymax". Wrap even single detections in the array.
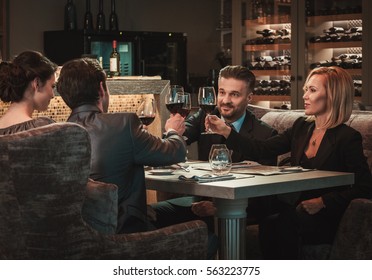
[{"xmin": 0, "ymin": 122, "xmax": 208, "ymax": 259}]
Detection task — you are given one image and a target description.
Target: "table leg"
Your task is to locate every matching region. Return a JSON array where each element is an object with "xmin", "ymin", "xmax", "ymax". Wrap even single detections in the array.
[{"xmin": 214, "ymin": 198, "xmax": 248, "ymax": 260}]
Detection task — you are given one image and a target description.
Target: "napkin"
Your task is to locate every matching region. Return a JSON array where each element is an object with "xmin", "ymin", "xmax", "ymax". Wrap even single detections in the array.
[{"xmin": 178, "ymin": 174, "xmax": 236, "ymax": 183}]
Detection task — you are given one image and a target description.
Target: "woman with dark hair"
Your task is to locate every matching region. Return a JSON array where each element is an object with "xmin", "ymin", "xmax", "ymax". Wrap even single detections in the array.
[
  {"xmin": 0, "ymin": 50, "xmax": 58, "ymax": 134},
  {"xmin": 206, "ymin": 66, "xmax": 372, "ymax": 259}
]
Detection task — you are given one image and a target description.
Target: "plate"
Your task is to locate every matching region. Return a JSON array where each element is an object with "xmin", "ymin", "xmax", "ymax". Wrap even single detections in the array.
[{"xmin": 148, "ymin": 169, "xmax": 174, "ymax": 175}]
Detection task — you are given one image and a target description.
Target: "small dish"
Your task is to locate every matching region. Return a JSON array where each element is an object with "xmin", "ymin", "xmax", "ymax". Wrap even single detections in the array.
[{"xmin": 149, "ymin": 169, "xmax": 174, "ymax": 175}]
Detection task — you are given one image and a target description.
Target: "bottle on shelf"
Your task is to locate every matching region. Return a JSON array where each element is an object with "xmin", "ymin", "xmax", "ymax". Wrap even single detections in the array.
[
  {"xmin": 110, "ymin": 40, "xmax": 121, "ymax": 77},
  {"xmin": 96, "ymin": 0, "xmax": 106, "ymax": 31},
  {"xmin": 109, "ymin": 0, "xmax": 119, "ymax": 31},
  {"xmin": 83, "ymin": 0, "xmax": 93, "ymax": 31},
  {"xmin": 64, "ymin": 0, "xmax": 77, "ymax": 31}
]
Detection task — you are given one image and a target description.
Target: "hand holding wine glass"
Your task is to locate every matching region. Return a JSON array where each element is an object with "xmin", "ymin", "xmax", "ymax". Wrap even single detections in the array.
[
  {"xmin": 136, "ymin": 97, "xmax": 156, "ymax": 126},
  {"xmin": 198, "ymin": 86, "xmax": 217, "ymax": 134}
]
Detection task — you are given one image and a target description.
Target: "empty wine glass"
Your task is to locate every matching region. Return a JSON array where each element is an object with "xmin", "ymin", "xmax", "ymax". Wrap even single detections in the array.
[
  {"xmin": 198, "ymin": 86, "xmax": 217, "ymax": 134},
  {"xmin": 208, "ymin": 144, "xmax": 232, "ymax": 175},
  {"xmin": 136, "ymin": 97, "xmax": 156, "ymax": 126}
]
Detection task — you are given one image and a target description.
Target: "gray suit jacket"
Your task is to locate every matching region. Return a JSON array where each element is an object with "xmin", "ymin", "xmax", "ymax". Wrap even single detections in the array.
[{"xmin": 68, "ymin": 104, "xmax": 186, "ymax": 233}]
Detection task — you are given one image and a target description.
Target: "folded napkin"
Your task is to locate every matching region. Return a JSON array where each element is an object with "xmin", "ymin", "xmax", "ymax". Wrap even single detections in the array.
[{"xmin": 178, "ymin": 174, "xmax": 235, "ymax": 183}]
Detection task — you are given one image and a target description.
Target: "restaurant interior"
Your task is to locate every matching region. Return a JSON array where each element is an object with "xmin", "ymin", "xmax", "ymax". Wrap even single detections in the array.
[{"xmin": 1, "ymin": 0, "xmax": 372, "ymax": 261}]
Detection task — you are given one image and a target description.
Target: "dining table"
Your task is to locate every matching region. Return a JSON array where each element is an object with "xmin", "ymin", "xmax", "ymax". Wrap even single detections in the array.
[{"xmin": 145, "ymin": 162, "xmax": 354, "ymax": 260}]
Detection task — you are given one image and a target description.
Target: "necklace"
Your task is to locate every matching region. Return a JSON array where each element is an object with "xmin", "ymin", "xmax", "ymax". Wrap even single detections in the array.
[{"xmin": 310, "ymin": 129, "xmax": 325, "ymax": 146}]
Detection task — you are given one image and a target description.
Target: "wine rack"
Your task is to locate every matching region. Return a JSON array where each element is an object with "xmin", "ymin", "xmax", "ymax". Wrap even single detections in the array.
[{"xmin": 306, "ymin": 2, "xmax": 363, "ymax": 101}]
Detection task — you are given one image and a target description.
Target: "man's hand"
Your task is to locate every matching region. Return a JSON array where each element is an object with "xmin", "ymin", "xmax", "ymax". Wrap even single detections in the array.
[
  {"xmin": 296, "ymin": 197, "xmax": 325, "ymax": 215},
  {"xmin": 191, "ymin": 201, "xmax": 217, "ymax": 217},
  {"xmin": 205, "ymin": 115, "xmax": 231, "ymax": 138},
  {"xmin": 165, "ymin": 113, "xmax": 185, "ymax": 135}
]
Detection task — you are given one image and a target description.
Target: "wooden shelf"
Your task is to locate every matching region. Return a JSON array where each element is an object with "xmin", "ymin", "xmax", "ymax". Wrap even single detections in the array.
[
  {"xmin": 245, "ymin": 15, "xmax": 291, "ymax": 26},
  {"xmin": 251, "ymin": 69, "xmax": 290, "ymax": 76},
  {"xmin": 308, "ymin": 41, "xmax": 362, "ymax": 50},
  {"xmin": 244, "ymin": 43, "xmax": 291, "ymax": 51},
  {"xmin": 252, "ymin": 95, "xmax": 290, "ymax": 102},
  {"xmin": 307, "ymin": 13, "xmax": 362, "ymax": 26}
]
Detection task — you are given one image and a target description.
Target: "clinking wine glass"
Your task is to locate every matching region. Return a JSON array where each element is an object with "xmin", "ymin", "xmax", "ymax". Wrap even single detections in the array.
[
  {"xmin": 165, "ymin": 85, "xmax": 185, "ymax": 115},
  {"xmin": 179, "ymin": 92, "xmax": 191, "ymax": 118},
  {"xmin": 208, "ymin": 144, "xmax": 232, "ymax": 175},
  {"xmin": 136, "ymin": 97, "xmax": 156, "ymax": 126},
  {"xmin": 198, "ymin": 86, "xmax": 217, "ymax": 134}
]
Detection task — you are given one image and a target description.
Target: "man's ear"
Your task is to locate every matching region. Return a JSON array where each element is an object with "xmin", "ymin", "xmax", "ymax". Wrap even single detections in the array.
[
  {"xmin": 247, "ymin": 92, "xmax": 253, "ymax": 103},
  {"xmin": 98, "ymin": 81, "xmax": 105, "ymax": 99}
]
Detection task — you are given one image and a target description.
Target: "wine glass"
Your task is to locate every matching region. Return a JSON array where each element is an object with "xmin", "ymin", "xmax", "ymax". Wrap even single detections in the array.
[
  {"xmin": 165, "ymin": 85, "xmax": 185, "ymax": 115},
  {"xmin": 179, "ymin": 92, "xmax": 191, "ymax": 118},
  {"xmin": 198, "ymin": 86, "xmax": 217, "ymax": 134},
  {"xmin": 208, "ymin": 144, "xmax": 232, "ymax": 175},
  {"xmin": 136, "ymin": 97, "xmax": 156, "ymax": 126}
]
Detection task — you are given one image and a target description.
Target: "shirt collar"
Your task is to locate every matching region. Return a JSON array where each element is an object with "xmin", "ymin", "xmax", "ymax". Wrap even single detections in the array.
[{"xmin": 221, "ymin": 111, "xmax": 246, "ymax": 133}]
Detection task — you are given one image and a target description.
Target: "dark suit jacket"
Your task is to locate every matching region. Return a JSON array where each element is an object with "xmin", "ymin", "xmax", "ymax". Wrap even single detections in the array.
[
  {"xmin": 184, "ymin": 108, "xmax": 278, "ymax": 165},
  {"xmin": 226, "ymin": 116, "xmax": 372, "ymax": 219},
  {"xmin": 68, "ymin": 104, "xmax": 187, "ymax": 234}
]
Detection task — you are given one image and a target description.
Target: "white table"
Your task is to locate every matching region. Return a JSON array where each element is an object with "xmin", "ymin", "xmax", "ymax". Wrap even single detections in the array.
[{"xmin": 145, "ymin": 165, "xmax": 354, "ymax": 260}]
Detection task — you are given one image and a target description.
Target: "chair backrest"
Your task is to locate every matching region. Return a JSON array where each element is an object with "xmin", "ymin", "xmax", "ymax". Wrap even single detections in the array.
[
  {"xmin": 249, "ymin": 105, "xmax": 372, "ymax": 173},
  {"xmin": 0, "ymin": 122, "xmax": 94, "ymax": 259}
]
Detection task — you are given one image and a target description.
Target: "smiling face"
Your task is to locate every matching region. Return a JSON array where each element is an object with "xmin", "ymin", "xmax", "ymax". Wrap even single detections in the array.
[
  {"xmin": 303, "ymin": 74, "xmax": 329, "ymax": 117},
  {"xmin": 217, "ymin": 77, "xmax": 252, "ymax": 123}
]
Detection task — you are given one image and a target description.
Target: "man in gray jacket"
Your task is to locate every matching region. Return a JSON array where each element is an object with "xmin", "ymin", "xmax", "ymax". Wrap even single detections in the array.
[{"xmin": 57, "ymin": 58, "xmax": 186, "ymax": 234}]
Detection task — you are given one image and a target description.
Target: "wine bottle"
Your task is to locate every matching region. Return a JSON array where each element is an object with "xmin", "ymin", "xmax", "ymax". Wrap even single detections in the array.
[
  {"xmin": 110, "ymin": 40, "xmax": 121, "ymax": 77},
  {"xmin": 109, "ymin": 0, "xmax": 119, "ymax": 31},
  {"xmin": 64, "ymin": 0, "xmax": 77, "ymax": 31},
  {"xmin": 83, "ymin": 0, "xmax": 93, "ymax": 31},
  {"xmin": 96, "ymin": 0, "xmax": 106, "ymax": 31}
]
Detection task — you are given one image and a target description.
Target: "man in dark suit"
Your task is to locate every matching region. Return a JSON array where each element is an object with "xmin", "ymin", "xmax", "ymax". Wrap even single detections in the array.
[
  {"xmin": 152, "ymin": 66, "xmax": 277, "ymax": 256},
  {"xmin": 57, "ymin": 58, "xmax": 187, "ymax": 234}
]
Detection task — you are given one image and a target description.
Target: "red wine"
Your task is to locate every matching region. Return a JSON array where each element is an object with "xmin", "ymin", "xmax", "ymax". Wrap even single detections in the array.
[
  {"xmin": 166, "ymin": 103, "xmax": 184, "ymax": 114},
  {"xmin": 200, "ymin": 104, "xmax": 216, "ymax": 114},
  {"xmin": 179, "ymin": 108, "xmax": 191, "ymax": 118},
  {"xmin": 139, "ymin": 116, "xmax": 155, "ymax": 126}
]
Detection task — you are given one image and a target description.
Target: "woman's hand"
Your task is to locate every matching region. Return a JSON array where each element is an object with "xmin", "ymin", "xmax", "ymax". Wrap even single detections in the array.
[
  {"xmin": 205, "ymin": 115, "xmax": 232, "ymax": 138},
  {"xmin": 296, "ymin": 197, "xmax": 325, "ymax": 215}
]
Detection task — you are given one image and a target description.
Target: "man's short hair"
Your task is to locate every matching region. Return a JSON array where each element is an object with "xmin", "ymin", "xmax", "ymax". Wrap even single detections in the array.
[
  {"xmin": 57, "ymin": 58, "xmax": 107, "ymax": 109},
  {"xmin": 219, "ymin": 65, "xmax": 256, "ymax": 93}
]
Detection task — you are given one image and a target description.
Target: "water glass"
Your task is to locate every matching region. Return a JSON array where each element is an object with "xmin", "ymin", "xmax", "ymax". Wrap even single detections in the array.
[{"xmin": 208, "ymin": 144, "xmax": 232, "ymax": 175}]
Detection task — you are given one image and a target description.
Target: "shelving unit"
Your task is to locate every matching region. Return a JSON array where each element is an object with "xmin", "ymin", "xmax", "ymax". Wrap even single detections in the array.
[{"xmin": 227, "ymin": 0, "xmax": 372, "ymax": 109}]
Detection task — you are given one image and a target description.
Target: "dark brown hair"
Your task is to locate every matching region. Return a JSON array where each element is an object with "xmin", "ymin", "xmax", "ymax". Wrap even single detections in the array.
[
  {"xmin": 0, "ymin": 50, "xmax": 57, "ymax": 103},
  {"xmin": 219, "ymin": 65, "xmax": 256, "ymax": 93},
  {"xmin": 57, "ymin": 58, "xmax": 107, "ymax": 109}
]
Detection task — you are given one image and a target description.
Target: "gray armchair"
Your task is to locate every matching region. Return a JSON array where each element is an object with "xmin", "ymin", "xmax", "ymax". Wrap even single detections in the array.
[{"xmin": 0, "ymin": 122, "xmax": 208, "ymax": 259}]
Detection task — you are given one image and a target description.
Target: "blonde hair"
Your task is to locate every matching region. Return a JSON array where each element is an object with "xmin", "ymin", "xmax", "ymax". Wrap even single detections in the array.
[{"xmin": 304, "ymin": 66, "xmax": 354, "ymax": 128}]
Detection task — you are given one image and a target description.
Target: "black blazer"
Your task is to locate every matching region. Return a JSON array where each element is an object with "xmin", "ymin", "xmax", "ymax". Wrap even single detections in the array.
[
  {"xmin": 184, "ymin": 108, "xmax": 278, "ymax": 165},
  {"xmin": 226, "ymin": 116, "xmax": 372, "ymax": 217}
]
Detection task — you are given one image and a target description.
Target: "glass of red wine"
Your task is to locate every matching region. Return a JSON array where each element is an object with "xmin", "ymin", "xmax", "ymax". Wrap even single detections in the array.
[
  {"xmin": 136, "ymin": 97, "xmax": 156, "ymax": 126},
  {"xmin": 198, "ymin": 86, "xmax": 217, "ymax": 134},
  {"xmin": 179, "ymin": 92, "xmax": 191, "ymax": 118},
  {"xmin": 165, "ymin": 85, "xmax": 185, "ymax": 115}
]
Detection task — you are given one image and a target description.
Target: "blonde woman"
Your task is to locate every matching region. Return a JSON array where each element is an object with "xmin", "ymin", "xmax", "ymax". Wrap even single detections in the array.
[{"xmin": 207, "ymin": 66, "xmax": 372, "ymax": 259}]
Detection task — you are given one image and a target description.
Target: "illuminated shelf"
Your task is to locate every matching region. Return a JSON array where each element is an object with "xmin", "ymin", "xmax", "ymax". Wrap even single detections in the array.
[
  {"xmin": 307, "ymin": 13, "xmax": 362, "ymax": 26},
  {"xmin": 244, "ymin": 43, "xmax": 291, "ymax": 51},
  {"xmin": 251, "ymin": 69, "xmax": 291, "ymax": 76},
  {"xmin": 252, "ymin": 95, "xmax": 290, "ymax": 102}
]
